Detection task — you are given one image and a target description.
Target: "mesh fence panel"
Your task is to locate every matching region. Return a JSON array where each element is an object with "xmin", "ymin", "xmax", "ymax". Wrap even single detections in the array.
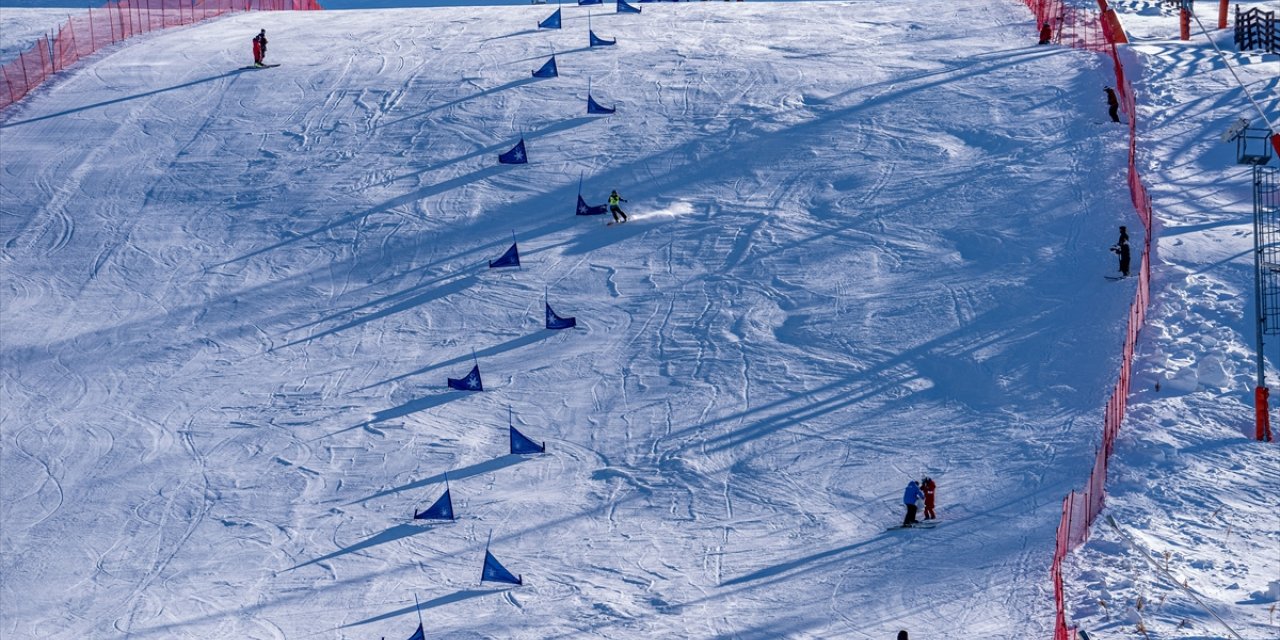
[{"xmin": 1025, "ymin": 0, "xmax": 1155, "ymax": 637}]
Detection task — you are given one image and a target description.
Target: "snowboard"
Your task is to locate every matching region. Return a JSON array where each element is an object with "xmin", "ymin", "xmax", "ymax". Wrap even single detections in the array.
[
  {"xmin": 242, "ymin": 63, "xmax": 281, "ymax": 70},
  {"xmin": 1104, "ymin": 275, "xmax": 1129, "ymax": 280},
  {"xmin": 886, "ymin": 521, "xmax": 938, "ymax": 531}
]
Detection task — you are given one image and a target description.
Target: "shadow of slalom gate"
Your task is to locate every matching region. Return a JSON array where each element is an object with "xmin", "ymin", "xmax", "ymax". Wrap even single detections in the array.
[
  {"xmin": 1013, "ymin": 0, "xmax": 1156, "ymax": 638},
  {"xmin": 0, "ymin": 0, "xmax": 321, "ymax": 112}
]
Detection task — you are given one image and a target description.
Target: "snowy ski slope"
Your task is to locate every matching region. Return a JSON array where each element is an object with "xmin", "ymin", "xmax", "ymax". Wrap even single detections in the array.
[{"xmin": 1, "ymin": 1, "xmax": 1275, "ymax": 638}]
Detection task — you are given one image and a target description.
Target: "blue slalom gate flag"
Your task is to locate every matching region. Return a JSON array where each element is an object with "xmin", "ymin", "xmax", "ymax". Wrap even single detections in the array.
[
  {"xmin": 589, "ymin": 30, "xmax": 616, "ymax": 47},
  {"xmin": 545, "ymin": 302, "xmax": 576, "ymax": 330},
  {"xmin": 448, "ymin": 364, "xmax": 484, "ymax": 391},
  {"xmin": 538, "ymin": 7, "xmax": 561, "ymax": 28},
  {"xmin": 587, "ymin": 93, "xmax": 615, "ymax": 115},
  {"xmin": 532, "ymin": 55, "xmax": 558, "ymax": 78},
  {"xmin": 498, "ymin": 138, "xmax": 527, "ymax": 164},
  {"xmin": 617, "ymin": 0, "xmax": 640, "ymax": 12},
  {"xmin": 489, "ymin": 241, "xmax": 520, "ymax": 268},
  {"xmin": 510, "ymin": 424, "xmax": 546, "ymax": 455},
  {"xmin": 577, "ymin": 0, "xmax": 602, "ymax": 5},
  {"xmin": 481, "ymin": 549, "xmax": 523, "ymax": 585},
  {"xmin": 576, "ymin": 193, "xmax": 608, "ymax": 215},
  {"xmin": 405, "ymin": 623, "xmax": 425, "ymax": 640},
  {"xmin": 414, "ymin": 487, "xmax": 455, "ymax": 521}
]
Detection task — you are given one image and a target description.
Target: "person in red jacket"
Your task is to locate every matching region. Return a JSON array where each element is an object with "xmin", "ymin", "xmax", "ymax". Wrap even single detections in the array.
[
  {"xmin": 921, "ymin": 476, "xmax": 937, "ymax": 520},
  {"xmin": 252, "ymin": 29, "xmax": 268, "ymax": 67},
  {"xmin": 1038, "ymin": 22, "xmax": 1052, "ymax": 45}
]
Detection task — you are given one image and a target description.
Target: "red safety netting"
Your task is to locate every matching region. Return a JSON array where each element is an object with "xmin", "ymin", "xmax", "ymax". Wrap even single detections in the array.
[
  {"xmin": 1026, "ymin": 0, "xmax": 1111, "ymax": 52},
  {"xmin": 0, "ymin": 0, "xmax": 321, "ymax": 111},
  {"xmin": 1018, "ymin": 0, "xmax": 1156, "ymax": 638}
]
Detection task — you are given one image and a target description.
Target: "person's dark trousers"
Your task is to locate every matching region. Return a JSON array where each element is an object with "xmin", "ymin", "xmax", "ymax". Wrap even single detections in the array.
[
  {"xmin": 903, "ymin": 504, "xmax": 918, "ymax": 527},
  {"xmin": 1109, "ymin": 105, "xmax": 1120, "ymax": 122}
]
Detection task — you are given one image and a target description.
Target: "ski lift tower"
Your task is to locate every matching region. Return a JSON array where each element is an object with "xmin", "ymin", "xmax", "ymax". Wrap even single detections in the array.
[{"xmin": 1228, "ymin": 118, "xmax": 1278, "ymax": 442}]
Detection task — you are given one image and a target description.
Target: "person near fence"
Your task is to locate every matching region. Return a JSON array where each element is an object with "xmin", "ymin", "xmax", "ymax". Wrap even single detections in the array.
[
  {"xmin": 252, "ymin": 29, "xmax": 268, "ymax": 67},
  {"xmin": 920, "ymin": 476, "xmax": 937, "ymax": 520},
  {"xmin": 902, "ymin": 480, "xmax": 924, "ymax": 527},
  {"xmin": 1038, "ymin": 21, "xmax": 1052, "ymax": 45},
  {"xmin": 1104, "ymin": 86, "xmax": 1120, "ymax": 123},
  {"xmin": 1111, "ymin": 235, "xmax": 1131, "ymax": 277}
]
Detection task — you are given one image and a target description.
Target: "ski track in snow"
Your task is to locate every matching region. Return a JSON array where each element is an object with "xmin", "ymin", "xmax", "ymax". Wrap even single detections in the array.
[{"xmin": 2, "ymin": 1, "xmax": 1276, "ymax": 638}]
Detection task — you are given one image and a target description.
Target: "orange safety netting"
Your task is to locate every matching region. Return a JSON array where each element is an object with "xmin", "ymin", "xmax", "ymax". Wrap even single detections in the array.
[{"xmin": 1016, "ymin": 0, "xmax": 1155, "ymax": 638}]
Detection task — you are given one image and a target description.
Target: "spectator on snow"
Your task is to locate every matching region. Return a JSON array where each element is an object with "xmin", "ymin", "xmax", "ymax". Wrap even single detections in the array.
[
  {"xmin": 921, "ymin": 476, "xmax": 937, "ymax": 520},
  {"xmin": 1105, "ymin": 86, "xmax": 1120, "ymax": 122},
  {"xmin": 1038, "ymin": 22, "xmax": 1052, "ymax": 45},
  {"xmin": 253, "ymin": 29, "xmax": 268, "ymax": 67},
  {"xmin": 902, "ymin": 480, "xmax": 924, "ymax": 527}
]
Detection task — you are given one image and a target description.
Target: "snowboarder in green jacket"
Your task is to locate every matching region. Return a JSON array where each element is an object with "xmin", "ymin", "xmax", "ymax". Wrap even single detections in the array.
[{"xmin": 609, "ymin": 190, "xmax": 628, "ymax": 224}]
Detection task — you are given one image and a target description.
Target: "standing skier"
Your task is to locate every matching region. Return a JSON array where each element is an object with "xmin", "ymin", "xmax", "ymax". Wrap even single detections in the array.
[
  {"xmin": 1104, "ymin": 86, "xmax": 1120, "ymax": 123},
  {"xmin": 1038, "ymin": 22, "xmax": 1052, "ymax": 45},
  {"xmin": 921, "ymin": 476, "xmax": 937, "ymax": 520},
  {"xmin": 609, "ymin": 190, "xmax": 628, "ymax": 224},
  {"xmin": 902, "ymin": 480, "xmax": 924, "ymax": 527},
  {"xmin": 252, "ymin": 29, "xmax": 268, "ymax": 67},
  {"xmin": 1111, "ymin": 236, "xmax": 1131, "ymax": 277}
]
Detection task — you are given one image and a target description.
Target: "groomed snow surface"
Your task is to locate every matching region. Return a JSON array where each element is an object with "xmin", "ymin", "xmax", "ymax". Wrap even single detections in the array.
[{"xmin": 0, "ymin": 1, "xmax": 1275, "ymax": 638}]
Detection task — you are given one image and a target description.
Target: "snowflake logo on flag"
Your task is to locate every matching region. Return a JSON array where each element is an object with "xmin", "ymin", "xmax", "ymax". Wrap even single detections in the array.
[{"xmin": 512, "ymin": 149, "xmax": 524, "ymax": 162}]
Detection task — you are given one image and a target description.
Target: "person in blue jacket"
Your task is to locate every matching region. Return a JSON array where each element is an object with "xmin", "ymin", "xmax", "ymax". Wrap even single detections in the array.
[{"xmin": 902, "ymin": 480, "xmax": 925, "ymax": 527}]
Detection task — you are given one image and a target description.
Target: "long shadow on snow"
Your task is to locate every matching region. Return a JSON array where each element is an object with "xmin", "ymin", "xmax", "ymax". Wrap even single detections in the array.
[
  {"xmin": 353, "ymin": 330, "xmax": 559, "ymax": 393},
  {"xmin": 340, "ymin": 589, "xmax": 502, "ymax": 628},
  {"xmin": 509, "ymin": 45, "xmax": 595, "ymax": 64},
  {"xmin": 481, "ymin": 27, "xmax": 542, "ymax": 42},
  {"xmin": 0, "ymin": 70, "xmax": 244, "ymax": 129},
  {"xmin": 349, "ymin": 454, "xmax": 527, "ymax": 505},
  {"xmin": 279, "ymin": 230, "xmax": 577, "ymax": 349},
  {"xmin": 666, "ymin": 292, "xmax": 1106, "ymax": 458},
  {"xmin": 283, "ymin": 522, "xmax": 435, "ymax": 572},
  {"xmin": 214, "ymin": 163, "xmax": 511, "ymax": 267},
  {"xmin": 367, "ymin": 116, "xmax": 598, "ymax": 189},
  {"xmin": 275, "ymin": 274, "xmax": 482, "ymax": 350},
  {"xmin": 374, "ymin": 77, "xmax": 537, "ymax": 130},
  {"xmin": 719, "ymin": 535, "xmax": 892, "ymax": 587},
  {"xmin": 287, "ymin": 267, "xmax": 479, "ymax": 335},
  {"xmin": 310, "ymin": 392, "xmax": 465, "ymax": 442}
]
